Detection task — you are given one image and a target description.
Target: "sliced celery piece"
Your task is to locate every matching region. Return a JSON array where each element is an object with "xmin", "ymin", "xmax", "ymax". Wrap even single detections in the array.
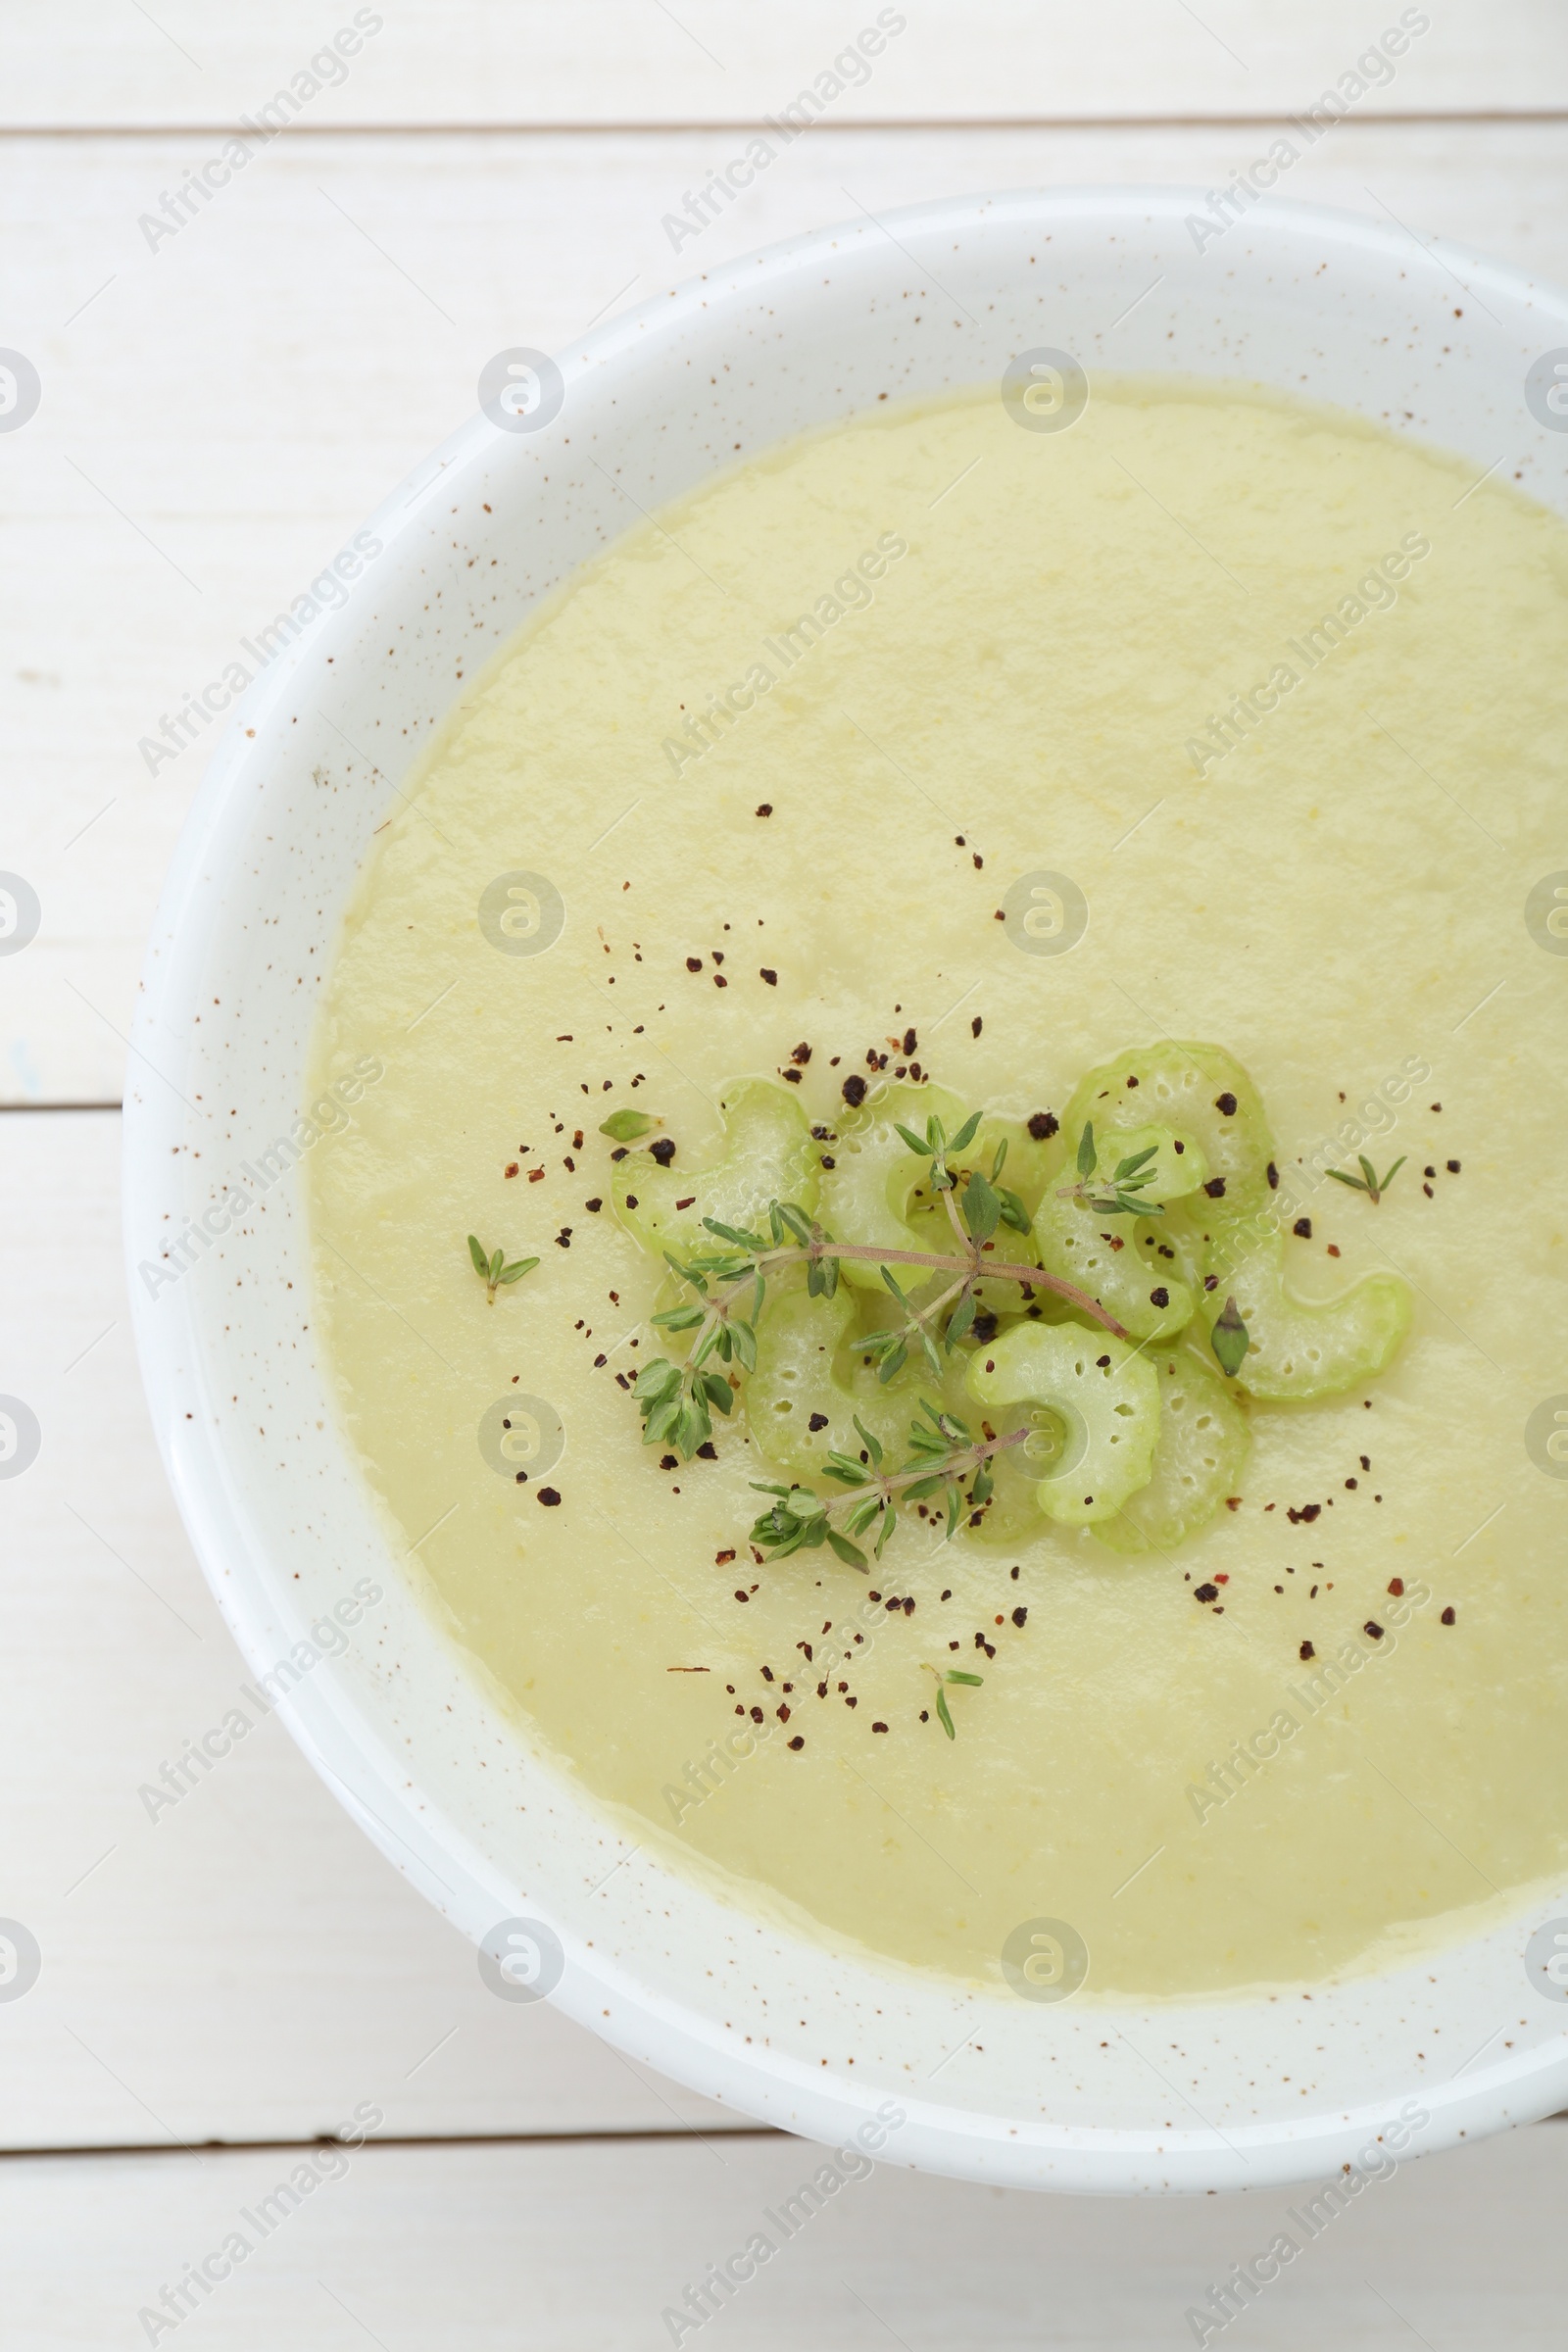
[
  {"xmin": 746, "ymin": 1288, "xmax": 948, "ymax": 1486},
  {"xmin": 1198, "ymin": 1230, "xmax": 1411, "ymax": 1400},
  {"xmin": 1061, "ymin": 1043, "xmax": 1277, "ymax": 1218},
  {"xmin": 611, "ymin": 1077, "xmax": 818, "ymax": 1264},
  {"xmin": 1032, "ymin": 1119, "xmax": 1208, "ymax": 1341},
  {"xmin": 965, "ymin": 1321, "xmax": 1160, "ymax": 1526},
  {"xmin": 1094, "ymin": 1348, "xmax": 1250, "ymax": 1554},
  {"xmin": 819, "ymin": 1080, "xmax": 970, "ymax": 1290}
]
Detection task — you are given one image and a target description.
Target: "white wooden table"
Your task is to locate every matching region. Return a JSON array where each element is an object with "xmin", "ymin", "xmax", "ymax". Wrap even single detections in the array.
[{"xmin": 3, "ymin": 7, "xmax": 1566, "ymax": 2341}]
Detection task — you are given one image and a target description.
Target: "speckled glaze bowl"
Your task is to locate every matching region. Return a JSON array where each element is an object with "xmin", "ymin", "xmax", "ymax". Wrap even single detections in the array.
[{"xmin": 125, "ymin": 189, "xmax": 1568, "ymax": 2192}]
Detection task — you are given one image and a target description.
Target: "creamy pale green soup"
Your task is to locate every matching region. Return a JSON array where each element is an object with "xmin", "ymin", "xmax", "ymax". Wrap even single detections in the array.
[{"xmin": 308, "ymin": 381, "xmax": 1568, "ymax": 2000}]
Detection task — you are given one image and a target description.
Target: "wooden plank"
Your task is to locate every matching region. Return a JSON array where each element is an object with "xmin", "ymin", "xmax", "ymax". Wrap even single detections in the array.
[
  {"xmin": 4, "ymin": 2, "xmax": 1564, "ymax": 130},
  {"xmin": 3, "ymin": 2123, "xmax": 1566, "ymax": 2348},
  {"xmin": 0, "ymin": 1107, "xmax": 745, "ymax": 2147},
  {"xmin": 3, "ymin": 121, "xmax": 1565, "ymax": 1105}
]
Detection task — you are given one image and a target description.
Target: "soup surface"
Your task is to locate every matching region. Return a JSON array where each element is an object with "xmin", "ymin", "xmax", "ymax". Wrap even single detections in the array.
[{"xmin": 308, "ymin": 381, "xmax": 1568, "ymax": 2000}]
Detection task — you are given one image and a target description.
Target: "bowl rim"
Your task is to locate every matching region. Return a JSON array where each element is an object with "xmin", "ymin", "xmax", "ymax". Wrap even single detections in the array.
[{"xmin": 124, "ymin": 181, "xmax": 1568, "ymax": 2193}]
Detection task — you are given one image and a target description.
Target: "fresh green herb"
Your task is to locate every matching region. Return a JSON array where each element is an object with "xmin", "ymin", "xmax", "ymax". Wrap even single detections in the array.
[
  {"xmin": 1064, "ymin": 1125, "xmax": 1163, "ymax": 1218},
  {"xmin": 746, "ymin": 1400, "xmax": 1028, "ymax": 1569},
  {"xmin": 926, "ymin": 1663, "xmax": 985, "ymax": 1740},
  {"xmin": 599, "ymin": 1107, "xmax": 662, "ymax": 1143},
  {"xmin": 632, "ymin": 1178, "xmax": 1129, "ymax": 1465},
  {"xmin": 1325, "ymin": 1152, "xmax": 1407, "ymax": 1205},
  {"xmin": 1209, "ymin": 1294, "xmax": 1250, "ymax": 1378},
  {"xmin": 466, "ymin": 1234, "xmax": 540, "ymax": 1304},
  {"xmin": 893, "ymin": 1108, "xmax": 982, "ymax": 1196}
]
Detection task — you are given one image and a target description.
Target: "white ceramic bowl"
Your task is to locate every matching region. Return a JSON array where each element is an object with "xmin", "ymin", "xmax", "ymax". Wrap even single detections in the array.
[{"xmin": 125, "ymin": 187, "xmax": 1568, "ymax": 2193}]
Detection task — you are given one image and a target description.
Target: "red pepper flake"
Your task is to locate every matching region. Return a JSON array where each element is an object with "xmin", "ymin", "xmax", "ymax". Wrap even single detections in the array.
[
  {"xmin": 1388, "ymin": 1577, "xmax": 1404, "ymax": 1595},
  {"xmin": 528, "ymin": 1167, "xmax": 545, "ymax": 1183},
  {"xmin": 1224, "ymin": 1495, "xmax": 1243, "ymax": 1511},
  {"xmin": 505, "ymin": 1162, "xmax": 519, "ymax": 1178},
  {"xmin": 715, "ymin": 1547, "xmax": 736, "ymax": 1564},
  {"xmin": 1327, "ymin": 1244, "xmax": 1341, "ymax": 1257},
  {"xmin": 1442, "ymin": 1606, "xmax": 1456, "ymax": 1625},
  {"xmin": 674, "ymin": 1195, "xmax": 696, "ymax": 1210},
  {"xmin": 1214, "ymin": 1573, "xmax": 1229, "ymax": 1584}
]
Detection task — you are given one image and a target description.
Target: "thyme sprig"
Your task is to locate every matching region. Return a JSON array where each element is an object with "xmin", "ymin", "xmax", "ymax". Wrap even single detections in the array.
[
  {"xmin": 1058, "ymin": 1121, "xmax": 1164, "ymax": 1218},
  {"xmin": 747, "ymin": 1402, "xmax": 1030, "ymax": 1569},
  {"xmin": 466, "ymin": 1234, "xmax": 541, "ymax": 1304},
  {"xmin": 1325, "ymin": 1152, "xmax": 1406, "ymax": 1205},
  {"xmin": 925, "ymin": 1663, "xmax": 985, "ymax": 1740},
  {"xmin": 632, "ymin": 1184, "xmax": 1128, "ymax": 1462}
]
